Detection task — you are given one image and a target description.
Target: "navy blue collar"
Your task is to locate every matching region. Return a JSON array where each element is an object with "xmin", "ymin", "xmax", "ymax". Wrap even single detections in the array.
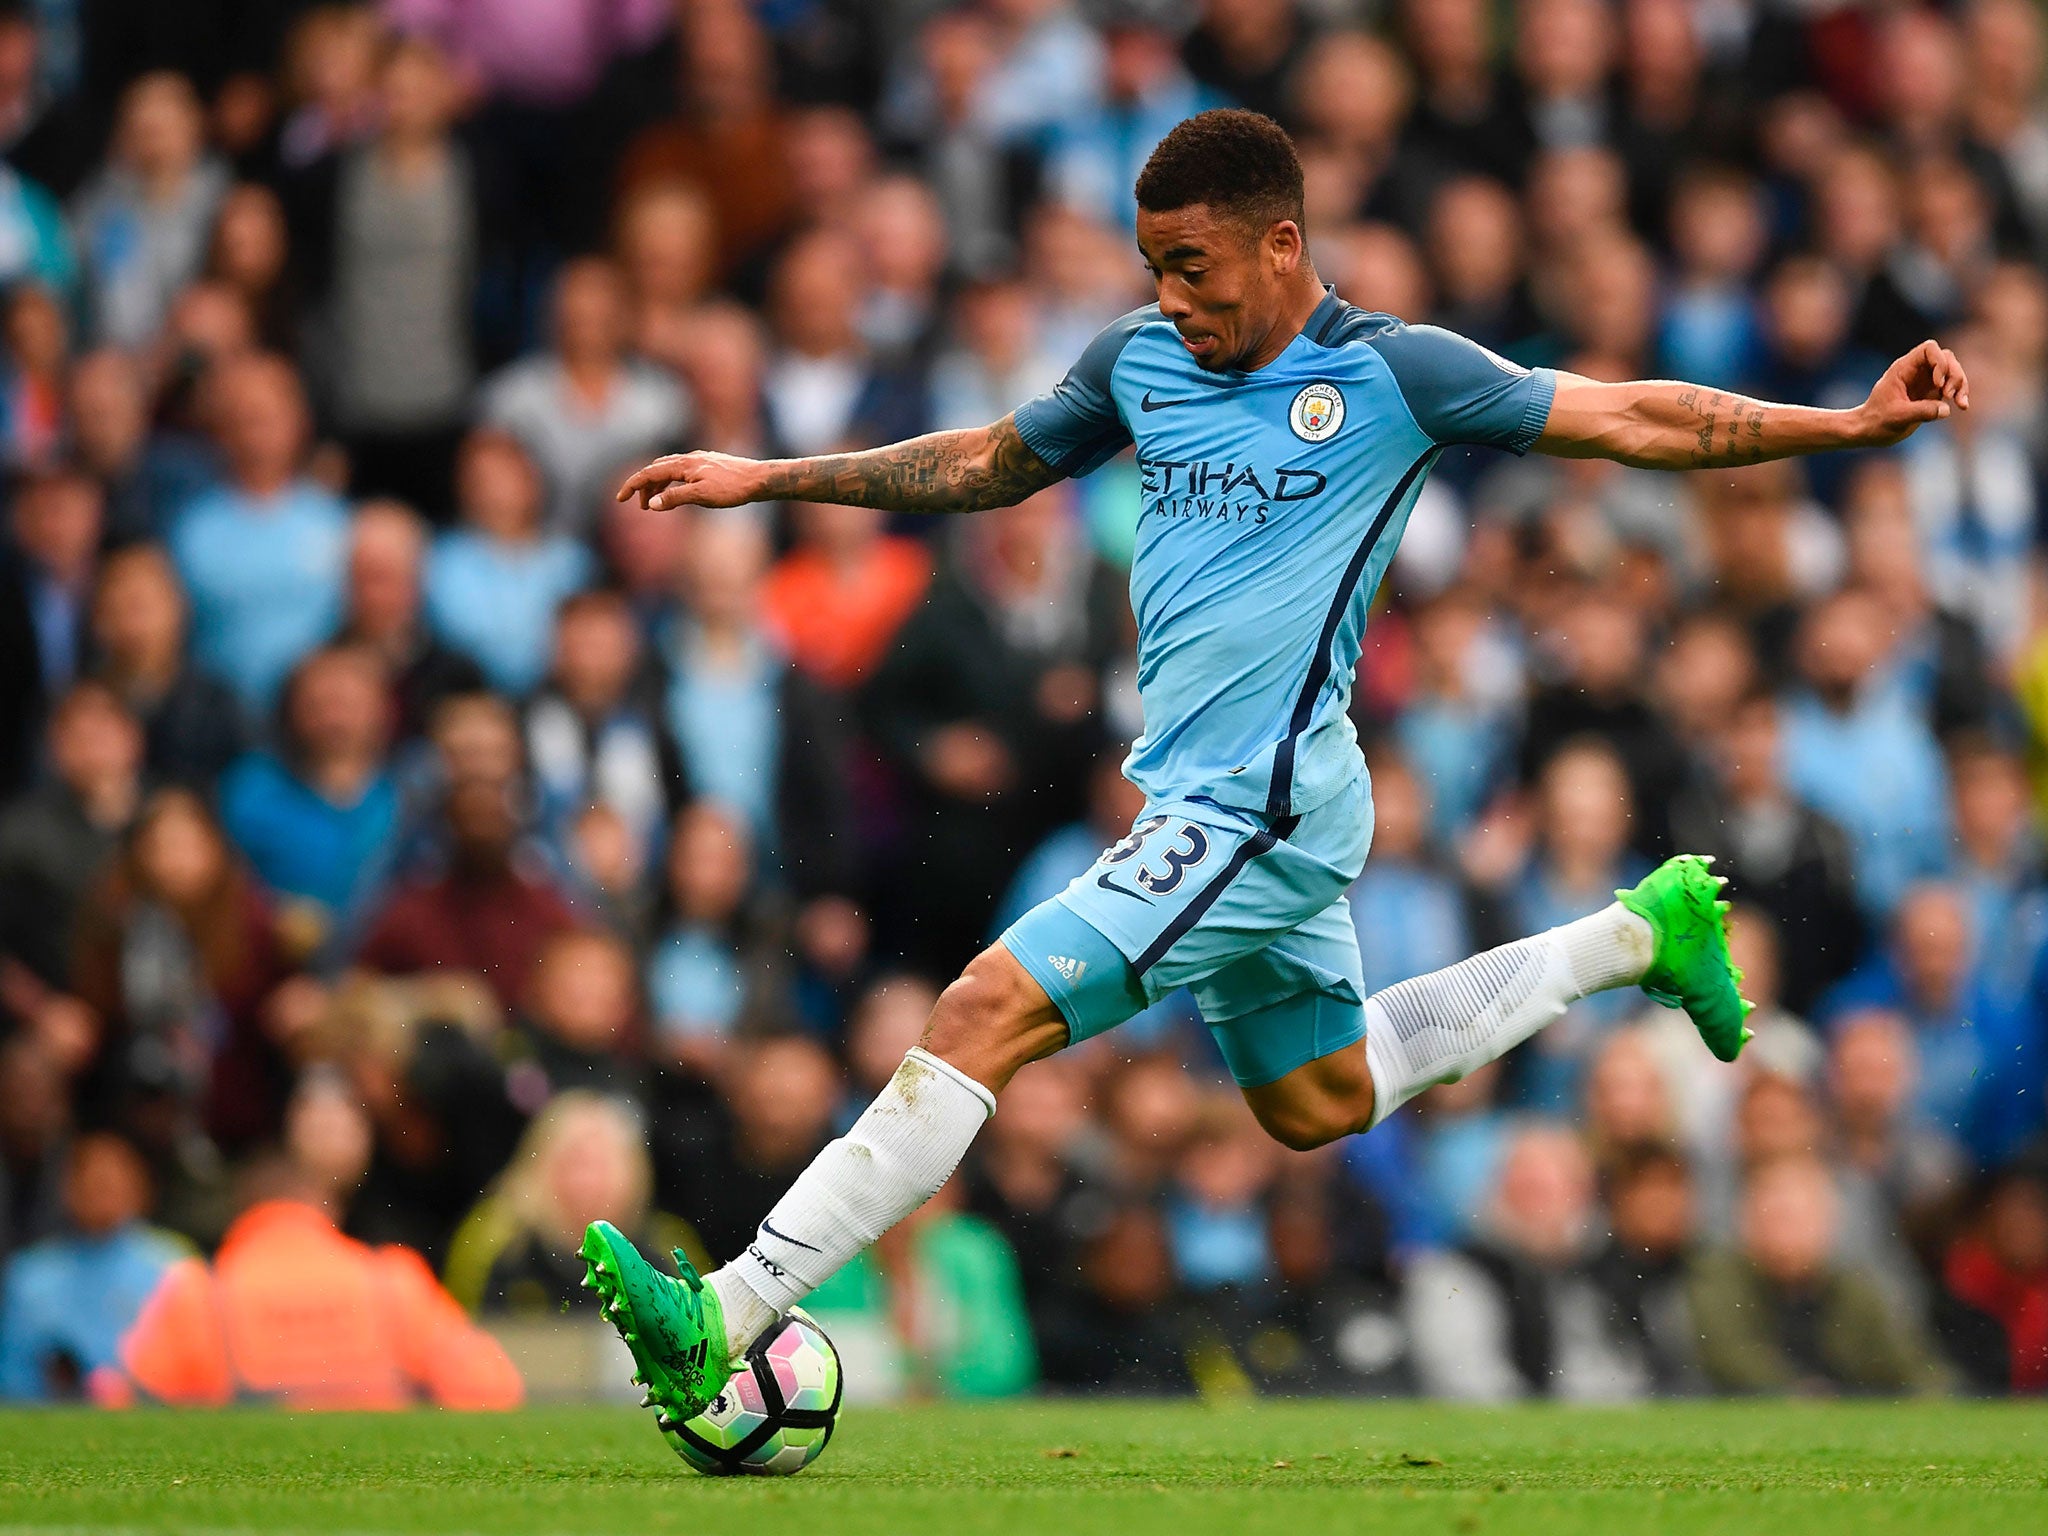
[{"xmin": 1303, "ymin": 283, "xmax": 1346, "ymax": 343}]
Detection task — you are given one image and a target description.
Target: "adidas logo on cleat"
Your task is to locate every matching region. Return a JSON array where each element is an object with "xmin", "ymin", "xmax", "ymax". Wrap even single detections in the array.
[{"xmin": 1049, "ymin": 955, "xmax": 1087, "ymax": 982}]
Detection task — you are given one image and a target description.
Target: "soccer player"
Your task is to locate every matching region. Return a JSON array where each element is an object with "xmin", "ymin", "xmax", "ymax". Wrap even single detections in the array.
[{"xmin": 583, "ymin": 110, "xmax": 1970, "ymax": 1420}]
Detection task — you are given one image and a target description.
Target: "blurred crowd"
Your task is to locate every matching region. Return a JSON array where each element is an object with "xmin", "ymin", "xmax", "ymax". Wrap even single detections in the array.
[{"xmin": 4, "ymin": 0, "xmax": 2048, "ymax": 1406}]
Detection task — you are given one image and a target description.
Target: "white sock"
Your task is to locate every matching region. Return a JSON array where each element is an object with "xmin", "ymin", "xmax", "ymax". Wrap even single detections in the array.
[
  {"xmin": 1362, "ymin": 901, "xmax": 1652, "ymax": 1127},
  {"xmin": 708, "ymin": 1047, "xmax": 996, "ymax": 1356}
]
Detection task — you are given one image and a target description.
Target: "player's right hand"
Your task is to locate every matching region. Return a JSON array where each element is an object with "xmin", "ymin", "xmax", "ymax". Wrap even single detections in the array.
[{"xmin": 616, "ymin": 451, "xmax": 764, "ymax": 510}]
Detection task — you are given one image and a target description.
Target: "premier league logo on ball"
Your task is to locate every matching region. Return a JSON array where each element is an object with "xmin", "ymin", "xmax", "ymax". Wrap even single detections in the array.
[{"xmin": 1290, "ymin": 382, "xmax": 1345, "ymax": 442}]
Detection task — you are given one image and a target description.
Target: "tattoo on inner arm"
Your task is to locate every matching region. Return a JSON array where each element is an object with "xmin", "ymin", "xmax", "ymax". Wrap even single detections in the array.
[
  {"xmin": 1676, "ymin": 389, "xmax": 1772, "ymax": 467},
  {"xmin": 757, "ymin": 416, "xmax": 1058, "ymax": 514},
  {"xmin": 1696, "ymin": 391, "xmax": 1721, "ymax": 460}
]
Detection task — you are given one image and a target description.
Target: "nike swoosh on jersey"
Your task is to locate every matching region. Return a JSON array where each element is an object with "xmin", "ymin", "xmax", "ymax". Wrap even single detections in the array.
[
  {"xmin": 760, "ymin": 1218, "xmax": 822, "ymax": 1253},
  {"xmin": 1139, "ymin": 389, "xmax": 1199, "ymax": 412},
  {"xmin": 1096, "ymin": 869, "xmax": 1154, "ymax": 902}
]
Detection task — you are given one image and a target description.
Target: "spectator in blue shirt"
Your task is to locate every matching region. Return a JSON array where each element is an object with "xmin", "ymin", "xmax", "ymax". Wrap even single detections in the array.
[
  {"xmin": 883, "ymin": 0, "xmax": 1104, "ymax": 155},
  {"xmin": 663, "ymin": 515, "xmax": 862, "ymax": 1003},
  {"xmin": 1349, "ymin": 750, "xmax": 1474, "ymax": 998},
  {"xmin": 1165, "ymin": 1101, "xmax": 1278, "ymax": 1292},
  {"xmin": 1903, "ymin": 373, "xmax": 2038, "ymax": 668},
  {"xmin": 0, "ymin": 1133, "xmax": 180, "ymax": 1400},
  {"xmin": 1045, "ymin": 7, "xmax": 1228, "ymax": 231},
  {"xmin": 1497, "ymin": 739, "xmax": 1651, "ymax": 1109},
  {"xmin": 663, "ymin": 514, "xmax": 849, "ymax": 890},
  {"xmin": 1752, "ymin": 257, "xmax": 1888, "ymax": 509},
  {"xmin": 1395, "ymin": 589, "xmax": 1523, "ymax": 848},
  {"xmin": 1819, "ymin": 881, "xmax": 2041, "ymax": 1164},
  {"xmin": 645, "ymin": 801, "xmax": 771, "ymax": 1072},
  {"xmin": 425, "ymin": 428, "xmax": 594, "ymax": 698},
  {"xmin": 1841, "ymin": 461, "xmax": 1996, "ymax": 742},
  {"xmin": 1656, "ymin": 166, "xmax": 1767, "ymax": 390},
  {"xmin": 169, "ymin": 352, "xmax": 349, "ymax": 710},
  {"xmin": 218, "ymin": 643, "xmax": 400, "ymax": 951},
  {"xmin": 1949, "ymin": 735, "xmax": 2045, "ymax": 949},
  {"xmin": 1780, "ymin": 588, "xmax": 1953, "ymax": 921}
]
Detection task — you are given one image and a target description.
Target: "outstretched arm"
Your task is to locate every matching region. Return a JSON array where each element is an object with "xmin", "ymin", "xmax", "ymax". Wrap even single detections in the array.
[
  {"xmin": 1535, "ymin": 339, "xmax": 1970, "ymax": 469},
  {"xmin": 616, "ymin": 414, "xmax": 1061, "ymax": 514}
]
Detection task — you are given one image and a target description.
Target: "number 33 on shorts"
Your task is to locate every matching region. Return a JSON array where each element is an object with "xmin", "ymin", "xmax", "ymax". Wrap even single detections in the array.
[{"xmin": 1101, "ymin": 814, "xmax": 1212, "ymax": 896}]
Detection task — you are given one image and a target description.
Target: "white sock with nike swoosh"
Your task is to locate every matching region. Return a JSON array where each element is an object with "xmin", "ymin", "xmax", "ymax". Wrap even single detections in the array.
[{"xmin": 709, "ymin": 1047, "xmax": 997, "ymax": 1357}]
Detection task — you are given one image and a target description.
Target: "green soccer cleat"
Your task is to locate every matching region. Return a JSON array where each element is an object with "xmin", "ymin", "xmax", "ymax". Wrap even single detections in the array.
[
  {"xmin": 1615, "ymin": 853, "xmax": 1755, "ymax": 1063},
  {"xmin": 580, "ymin": 1220, "xmax": 733, "ymax": 1422}
]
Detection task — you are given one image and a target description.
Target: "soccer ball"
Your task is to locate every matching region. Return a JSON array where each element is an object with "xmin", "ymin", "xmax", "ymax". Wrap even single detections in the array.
[{"xmin": 659, "ymin": 1308, "xmax": 843, "ymax": 1476}]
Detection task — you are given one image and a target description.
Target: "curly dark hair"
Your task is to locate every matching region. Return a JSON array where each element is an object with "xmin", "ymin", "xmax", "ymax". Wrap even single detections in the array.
[{"xmin": 1134, "ymin": 108, "xmax": 1306, "ymax": 237}]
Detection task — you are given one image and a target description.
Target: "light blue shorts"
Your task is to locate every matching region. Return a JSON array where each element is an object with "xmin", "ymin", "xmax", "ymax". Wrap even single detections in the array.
[{"xmin": 1000, "ymin": 774, "xmax": 1373, "ymax": 1087}]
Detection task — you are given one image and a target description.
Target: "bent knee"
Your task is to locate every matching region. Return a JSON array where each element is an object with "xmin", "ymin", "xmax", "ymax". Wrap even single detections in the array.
[
  {"xmin": 1246, "ymin": 1059, "xmax": 1377, "ymax": 1151},
  {"xmin": 921, "ymin": 946, "xmax": 1067, "ymax": 1090},
  {"xmin": 1251, "ymin": 1099, "xmax": 1360, "ymax": 1151}
]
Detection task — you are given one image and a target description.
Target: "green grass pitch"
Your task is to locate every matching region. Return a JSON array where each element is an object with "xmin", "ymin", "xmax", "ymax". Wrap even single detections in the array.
[{"xmin": 2, "ymin": 1401, "xmax": 2045, "ymax": 1536}]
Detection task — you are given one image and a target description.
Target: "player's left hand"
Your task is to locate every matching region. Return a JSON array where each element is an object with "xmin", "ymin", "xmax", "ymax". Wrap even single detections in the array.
[{"xmin": 1858, "ymin": 339, "xmax": 1970, "ymax": 446}]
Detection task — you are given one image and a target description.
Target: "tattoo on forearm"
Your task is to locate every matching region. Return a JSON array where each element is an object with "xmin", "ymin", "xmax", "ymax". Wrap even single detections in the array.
[
  {"xmin": 754, "ymin": 416, "xmax": 1058, "ymax": 514},
  {"xmin": 1676, "ymin": 389, "xmax": 1773, "ymax": 467}
]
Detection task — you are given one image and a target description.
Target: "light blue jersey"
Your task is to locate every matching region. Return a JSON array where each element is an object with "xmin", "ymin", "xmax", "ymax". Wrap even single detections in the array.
[
  {"xmin": 1015, "ymin": 286, "xmax": 1556, "ymax": 818},
  {"xmin": 1002, "ymin": 288, "xmax": 1557, "ymax": 1085}
]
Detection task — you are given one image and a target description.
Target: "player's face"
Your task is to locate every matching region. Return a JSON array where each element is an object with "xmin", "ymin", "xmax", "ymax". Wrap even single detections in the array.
[{"xmin": 1137, "ymin": 204, "xmax": 1301, "ymax": 372}]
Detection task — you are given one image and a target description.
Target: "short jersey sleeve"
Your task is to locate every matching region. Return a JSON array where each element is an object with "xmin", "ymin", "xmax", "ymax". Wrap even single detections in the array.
[
  {"xmin": 1012, "ymin": 307, "xmax": 1150, "ymax": 478},
  {"xmin": 1366, "ymin": 323, "xmax": 1557, "ymax": 454}
]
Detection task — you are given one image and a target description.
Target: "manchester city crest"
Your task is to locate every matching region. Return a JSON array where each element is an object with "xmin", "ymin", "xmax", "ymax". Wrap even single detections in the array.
[{"xmin": 1289, "ymin": 382, "xmax": 1345, "ymax": 443}]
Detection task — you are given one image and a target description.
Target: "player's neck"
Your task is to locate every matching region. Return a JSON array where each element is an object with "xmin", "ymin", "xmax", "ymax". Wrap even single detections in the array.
[{"xmin": 1237, "ymin": 267, "xmax": 1329, "ymax": 373}]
